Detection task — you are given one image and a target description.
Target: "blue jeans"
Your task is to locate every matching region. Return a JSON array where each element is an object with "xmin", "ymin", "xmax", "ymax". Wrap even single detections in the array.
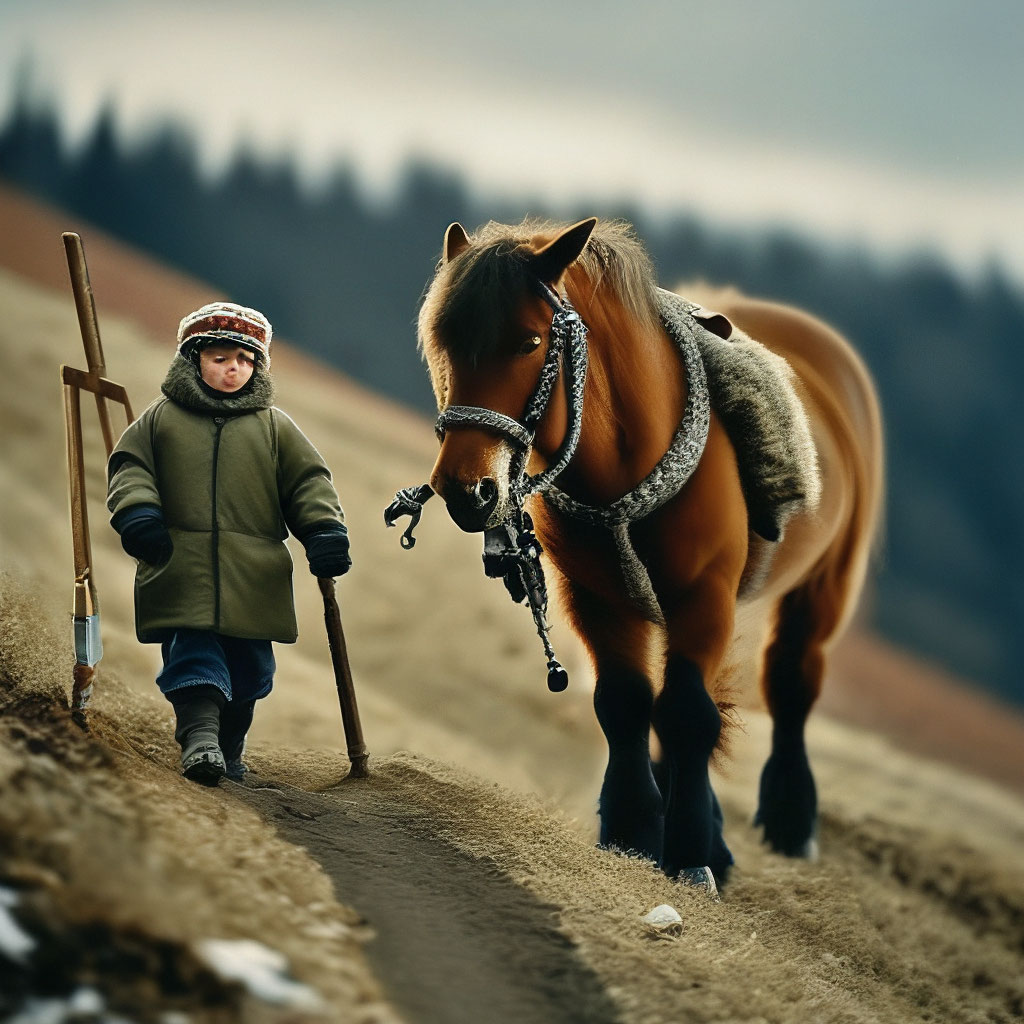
[{"xmin": 157, "ymin": 629, "xmax": 275, "ymax": 704}]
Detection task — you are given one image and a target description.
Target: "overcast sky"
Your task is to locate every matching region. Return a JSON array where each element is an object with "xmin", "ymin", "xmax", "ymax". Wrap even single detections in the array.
[{"xmin": 2, "ymin": 0, "xmax": 1022, "ymax": 278}]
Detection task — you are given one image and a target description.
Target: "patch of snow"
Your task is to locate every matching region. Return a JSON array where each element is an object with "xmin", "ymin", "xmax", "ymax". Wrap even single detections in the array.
[
  {"xmin": 5, "ymin": 988, "xmax": 111, "ymax": 1024},
  {"xmin": 194, "ymin": 938, "xmax": 322, "ymax": 1010},
  {"xmin": 4, "ymin": 999, "xmax": 66, "ymax": 1024},
  {"xmin": 0, "ymin": 885, "xmax": 35, "ymax": 964},
  {"xmin": 66, "ymin": 987, "xmax": 105, "ymax": 1015}
]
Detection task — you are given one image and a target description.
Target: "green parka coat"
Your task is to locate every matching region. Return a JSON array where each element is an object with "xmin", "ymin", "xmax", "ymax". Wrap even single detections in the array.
[{"xmin": 107, "ymin": 356, "xmax": 344, "ymax": 643}]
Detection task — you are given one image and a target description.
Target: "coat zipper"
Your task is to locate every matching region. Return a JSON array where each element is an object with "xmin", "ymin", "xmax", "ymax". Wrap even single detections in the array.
[{"xmin": 212, "ymin": 417, "xmax": 225, "ymax": 630}]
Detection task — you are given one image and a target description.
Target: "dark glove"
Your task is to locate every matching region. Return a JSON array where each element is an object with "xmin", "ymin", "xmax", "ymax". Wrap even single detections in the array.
[
  {"xmin": 113, "ymin": 505, "xmax": 173, "ymax": 566},
  {"xmin": 304, "ymin": 525, "xmax": 351, "ymax": 578}
]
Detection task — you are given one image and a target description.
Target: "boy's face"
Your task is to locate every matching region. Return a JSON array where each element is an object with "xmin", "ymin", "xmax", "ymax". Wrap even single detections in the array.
[{"xmin": 199, "ymin": 343, "xmax": 256, "ymax": 393}]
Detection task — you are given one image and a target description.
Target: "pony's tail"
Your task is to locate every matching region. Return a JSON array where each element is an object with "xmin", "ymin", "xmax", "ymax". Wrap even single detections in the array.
[{"xmin": 819, "ymin": 343, "xmax": 886, "ymax": 645}]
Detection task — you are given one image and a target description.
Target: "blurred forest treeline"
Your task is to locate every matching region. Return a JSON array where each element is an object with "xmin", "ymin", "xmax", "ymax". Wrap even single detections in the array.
[{"xmin": 2, "ymin": 90, "xmax": 1022, "ymax": 709}]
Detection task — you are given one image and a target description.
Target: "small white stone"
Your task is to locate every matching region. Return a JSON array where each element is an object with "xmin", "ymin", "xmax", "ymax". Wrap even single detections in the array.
[{"xmin": 641, "ymin": 903, "xmax": 683, "ymax": 937}]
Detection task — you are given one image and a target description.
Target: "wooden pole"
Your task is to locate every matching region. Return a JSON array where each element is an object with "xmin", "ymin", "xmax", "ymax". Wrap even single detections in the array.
[
  {"xmin": 318, "ymin": 577, "xmax": 369, "ymax": 778},
  {"xmin": 63, "ymin": 379, "xmax": 100, "ymax": 711},
  {"xmin": 60, "ymin": 231, "xmax": 134, "ymax": 712},
  {"xmin": 63, "ymin": 232, "xmax": 118, "ymax": 457}
]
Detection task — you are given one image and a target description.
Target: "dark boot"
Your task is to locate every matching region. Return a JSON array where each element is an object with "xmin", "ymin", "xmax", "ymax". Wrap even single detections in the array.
[
  {"xmin": 172, "ymin": 689, "xmax": 226, "ymax": 786},
  {"xmin": 218, "ymin": 699, "xmax": 256, "ymax": 781}
]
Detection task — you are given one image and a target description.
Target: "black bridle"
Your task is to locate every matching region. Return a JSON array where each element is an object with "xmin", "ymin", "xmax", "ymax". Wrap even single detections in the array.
[
  {"xmin": 433, "ymin": 280, "xmax": 589, "ymax": 506},
  {"xmin": 384, "ymin": 280, "xmax": 590, "ymax": 692}
]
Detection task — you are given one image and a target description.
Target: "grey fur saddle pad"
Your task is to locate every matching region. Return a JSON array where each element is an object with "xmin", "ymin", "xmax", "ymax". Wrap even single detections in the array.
[{"xmin": 659, "ymin": 289, "xmax": 821, "ymax": 542}]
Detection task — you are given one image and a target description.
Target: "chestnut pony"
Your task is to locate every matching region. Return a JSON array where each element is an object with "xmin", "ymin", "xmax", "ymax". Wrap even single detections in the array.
[{"xmin": 417, "ymin": 217, "xmax": 882, "ymax": 885}]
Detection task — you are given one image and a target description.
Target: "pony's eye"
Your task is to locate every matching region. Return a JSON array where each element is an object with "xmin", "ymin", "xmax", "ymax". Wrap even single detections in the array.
[{"xmin": 519, "ymin": 335, "xmax": 543, "ymax": 355}]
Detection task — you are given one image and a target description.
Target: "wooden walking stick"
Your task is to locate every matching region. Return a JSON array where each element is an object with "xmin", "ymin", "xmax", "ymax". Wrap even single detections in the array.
[
  {"xmin": 318, "ymin": 577, "xmax": 369, "ymax": 778},
  {"xmin": 61, "ymin": 231, "xmax": 134, "ymax": 712}
]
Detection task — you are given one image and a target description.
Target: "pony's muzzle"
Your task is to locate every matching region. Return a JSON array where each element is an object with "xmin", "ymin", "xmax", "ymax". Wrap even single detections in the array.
[{"xmin": 434, "ymin": 475, "xmax": 502, "ymax": 533}]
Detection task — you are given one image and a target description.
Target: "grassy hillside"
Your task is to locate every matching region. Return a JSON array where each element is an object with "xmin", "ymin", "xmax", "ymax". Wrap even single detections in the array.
[
  {"xmin": 4, "ymin": 569, "xmax": 1024, "ymax": 1023},
  {"xmin": 2, "ymin": 217, "xmax": 1024, "ymax": 1023}
]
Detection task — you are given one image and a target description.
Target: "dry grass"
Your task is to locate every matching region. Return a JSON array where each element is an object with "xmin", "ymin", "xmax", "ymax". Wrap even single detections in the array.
[{"xmin": 2, "ymin": 196, "xmax": 1023, "ymax": 1023}]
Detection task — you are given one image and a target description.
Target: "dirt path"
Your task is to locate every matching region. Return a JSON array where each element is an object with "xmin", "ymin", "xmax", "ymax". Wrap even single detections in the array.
[
  {"xmin": 230, "ymin": 740, "xmax": 1024, "ymax": 1024},
  {"xmin": 234, "ymin": 776, "xmax": 621, "ymax": 1024}
]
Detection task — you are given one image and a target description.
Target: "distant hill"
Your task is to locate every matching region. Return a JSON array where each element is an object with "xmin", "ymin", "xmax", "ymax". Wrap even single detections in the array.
[{"xmin": 2, "ymin": 93, "xmax": 1022, "ymax": 710}]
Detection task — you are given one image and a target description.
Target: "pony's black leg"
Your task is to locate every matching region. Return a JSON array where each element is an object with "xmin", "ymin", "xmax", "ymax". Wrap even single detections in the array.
[
  {"xmin": 652, "ymin": 655, "xmax": 733, "ymax": 885},
  {"xmin": 707, "ymin": 780, "xmax": 734, "ymax": 876},
  {"xmin": 564, "ymin": 581, "xmax": 662, "ymax": 862},
  {"xmin": 755, "ymin": 586, "xmax": 824, "ymax": 858},
  {"xmin": 594, "ymin": 668, "xmax": 664, "ymax": 862},
  {"xmin": 654, "ymin": 753, "xmax": 726, "ymax": 839}
]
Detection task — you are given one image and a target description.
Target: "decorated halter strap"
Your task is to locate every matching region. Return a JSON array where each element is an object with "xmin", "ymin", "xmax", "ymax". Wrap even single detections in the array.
[
  {"xmin": 434, "ymin": 280, "xmax": 589, "ymax": 500},
  {"xmin": 543, "ymin": 293, "xmax": 710, "ymax": 528},
  {"xmin": 521, "ymin": 282, "xmax": 589, "ymax": 497},
  {"xmin": 435, "ymin": 407, "xmax": 533, "ymax": 449}
]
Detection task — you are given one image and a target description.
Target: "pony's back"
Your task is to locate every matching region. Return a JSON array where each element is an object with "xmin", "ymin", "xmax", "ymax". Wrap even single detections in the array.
[{"xmin": 687, "ymin": 286, "xmax": 884, "ymax": 701}]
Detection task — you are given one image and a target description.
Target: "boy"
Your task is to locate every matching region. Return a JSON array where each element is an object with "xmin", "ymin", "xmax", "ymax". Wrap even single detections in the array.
[{"xmin": 107, "ymin": 301, "xmax": 350, "ymax": 785}]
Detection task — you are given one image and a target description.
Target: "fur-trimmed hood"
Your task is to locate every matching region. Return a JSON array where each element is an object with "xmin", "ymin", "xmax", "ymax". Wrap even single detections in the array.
[{"xmin": 161, "ymin": 355, "xmax": 276, "ymax": 415}]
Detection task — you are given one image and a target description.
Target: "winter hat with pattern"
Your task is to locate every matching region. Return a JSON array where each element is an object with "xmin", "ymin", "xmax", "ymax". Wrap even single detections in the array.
[{"xmin": 177, "ymin": 302, "xmax": 273, "ymax": 368}]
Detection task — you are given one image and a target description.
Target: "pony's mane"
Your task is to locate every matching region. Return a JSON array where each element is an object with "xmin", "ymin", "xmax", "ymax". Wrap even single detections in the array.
[{"xmin": 418, "ymin": 218, "xmax": 661, "ymax": 367}]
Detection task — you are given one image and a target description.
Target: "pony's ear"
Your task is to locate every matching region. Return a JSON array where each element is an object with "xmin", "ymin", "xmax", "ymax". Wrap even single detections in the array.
[
  {"xmin": 443, "ymin": 222, "xmax": 471, "ymax": 264},
  {"xmin": 530, "ymin": 218, "xmax": 598, "ymax": 285}
]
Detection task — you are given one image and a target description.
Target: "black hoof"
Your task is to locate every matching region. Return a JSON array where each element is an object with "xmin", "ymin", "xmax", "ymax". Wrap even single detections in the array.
[
  {"xmin": 677, "ymin": 866, "xmax": 721, "ymax": 901},
  {"xmin": 659, "ymin": 765, "xmax": 734, "ymax": 888},
  {"xmin": 754, "ymin": 813, "xmax": 819, "ymax": 860},
  {"xmin": 755, "ymin": 749, "xmax": 817, "ymax": 857},
  {"xmin": 598, "ymin": 756, "xmax": 665, "ymax": 863},
  {"xmin": 665, "ymin": 845, "xmax": 733, "ymax": 889}
]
